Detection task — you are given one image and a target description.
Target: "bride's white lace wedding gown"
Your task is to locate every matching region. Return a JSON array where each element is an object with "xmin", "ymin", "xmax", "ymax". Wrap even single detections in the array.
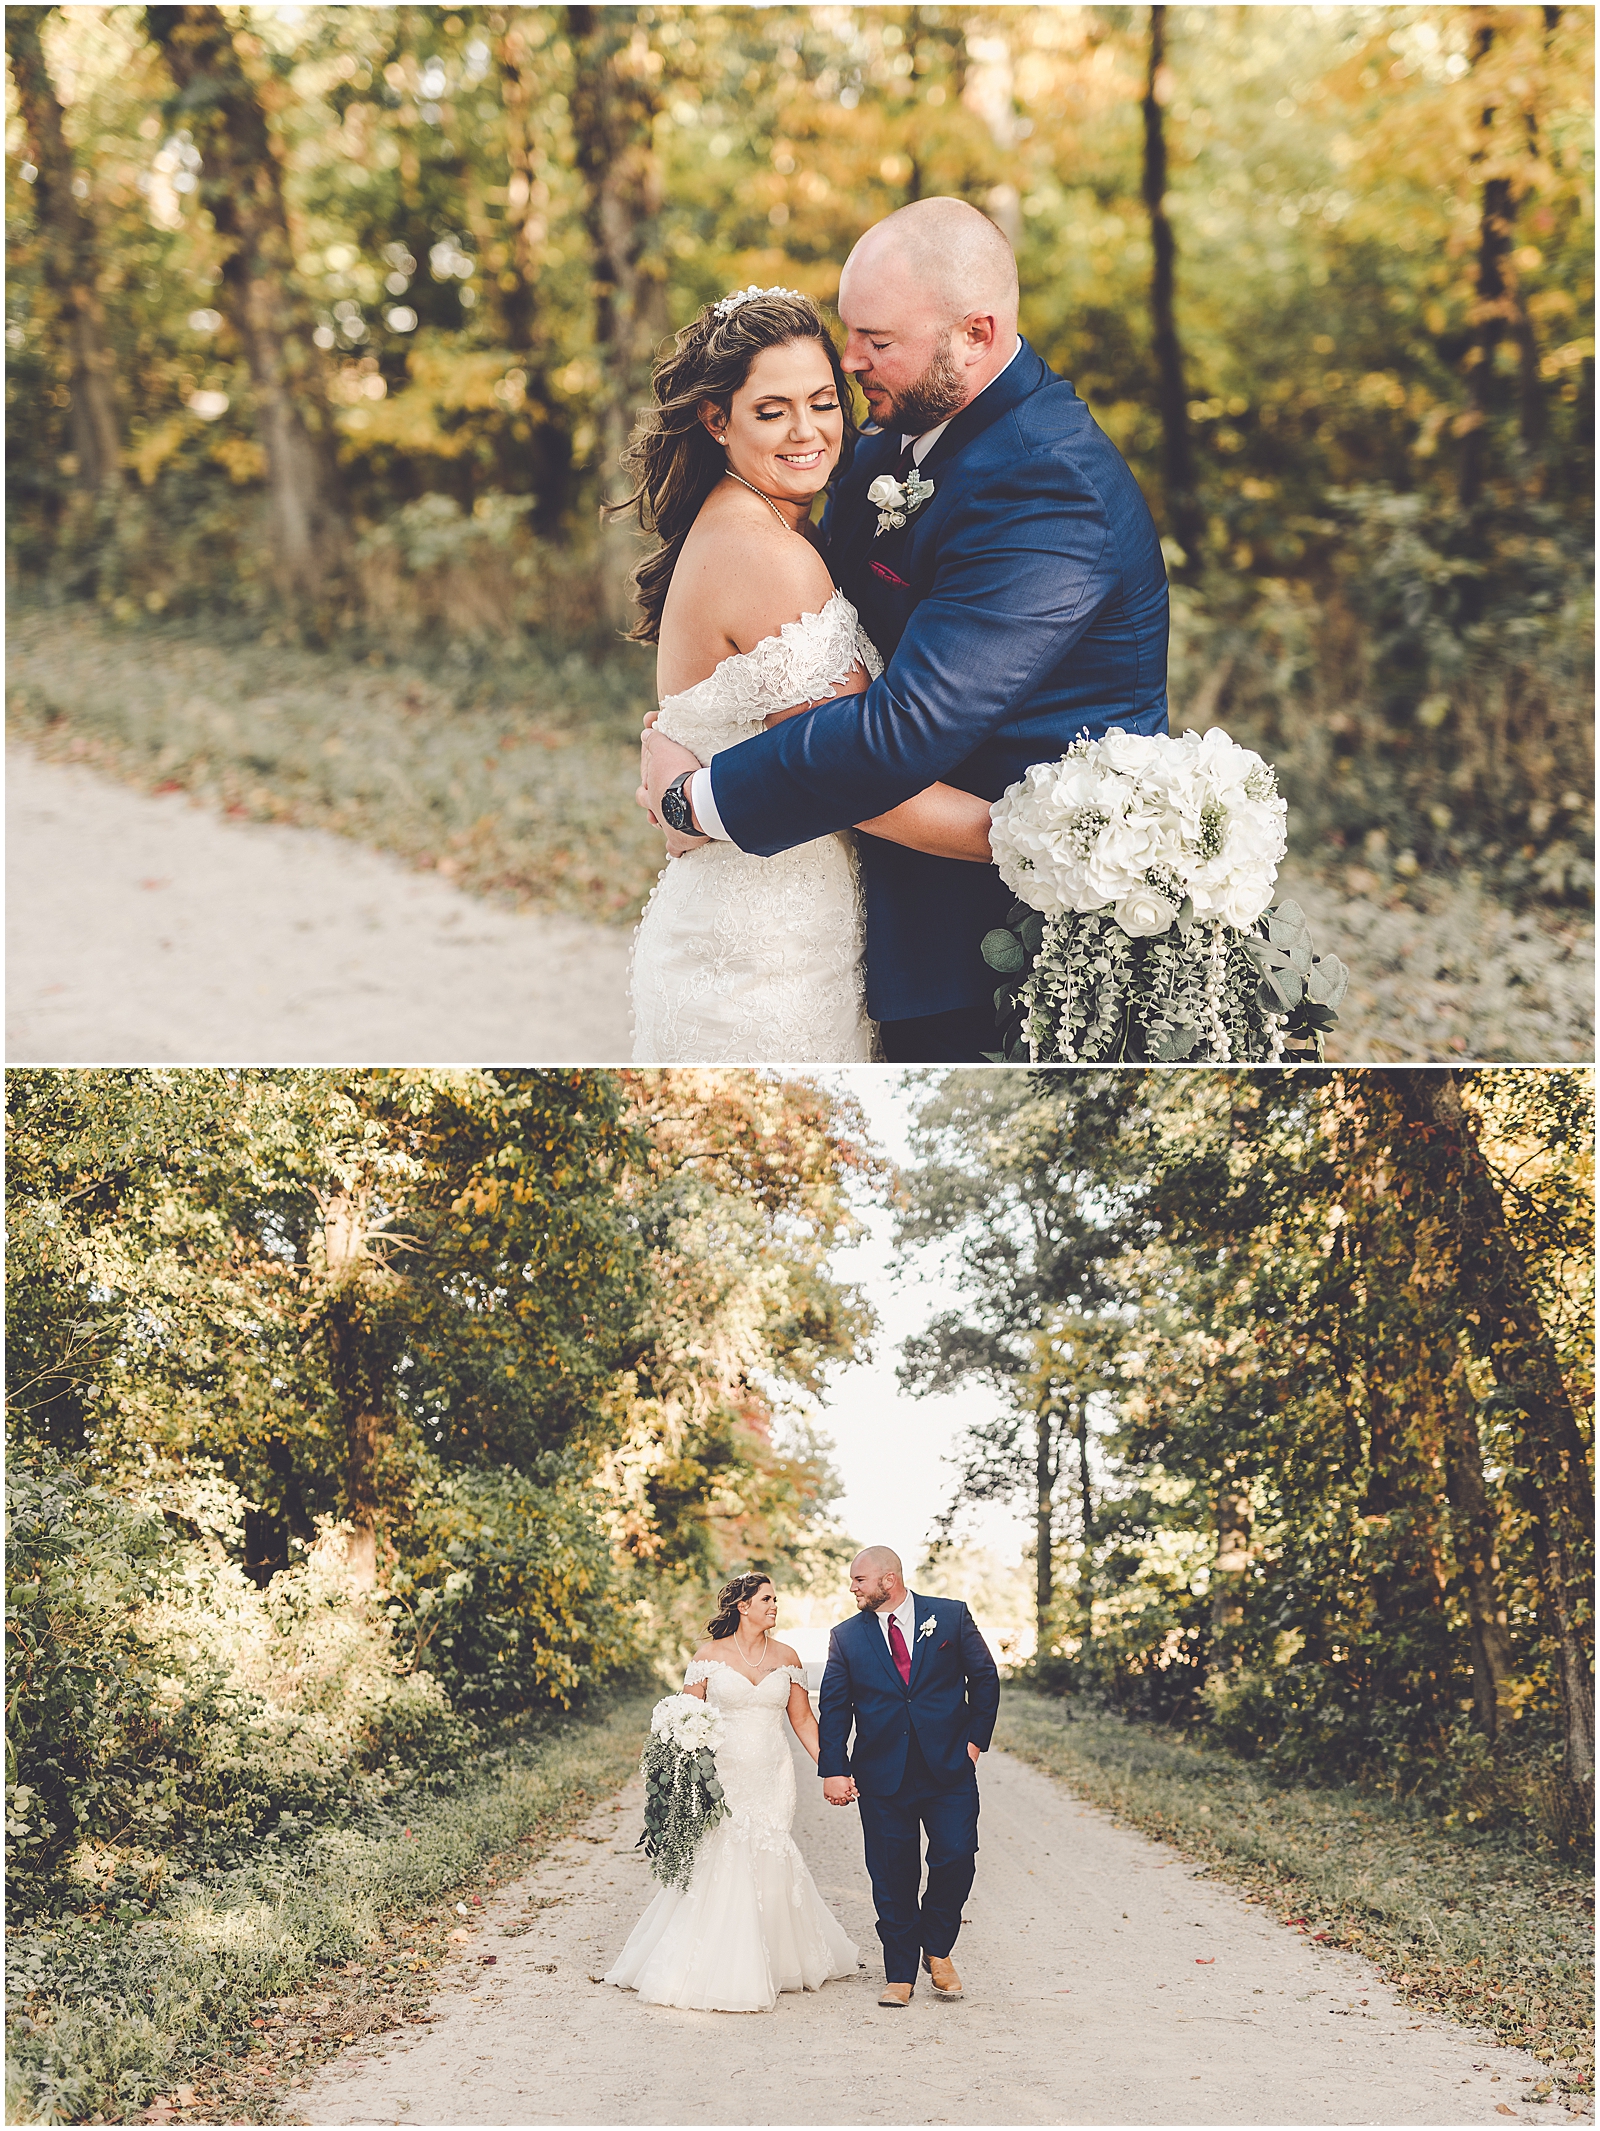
[
  {"xmin": 603, "ymin": 1660, "xmax": 860, "ymax": 2012},
  {"xmin": 629, "ymin": 590, "xmax": 884, "ymax": 1063}
]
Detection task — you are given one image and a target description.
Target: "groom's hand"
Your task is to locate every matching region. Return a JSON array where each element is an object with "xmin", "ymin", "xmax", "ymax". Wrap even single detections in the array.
[
  {"xmin": 822, "ymin": 1776, "xmax": 857, "ymax": 1807},
  {"xmin": 639, "ymin": 727, "xmax": 708, "ymax": 858}
]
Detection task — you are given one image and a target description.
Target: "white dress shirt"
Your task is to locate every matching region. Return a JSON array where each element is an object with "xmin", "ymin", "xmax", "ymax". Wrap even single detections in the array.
[{"xmin": 686, "ymin": 339, "xmax": 1023, "ymax": 843}]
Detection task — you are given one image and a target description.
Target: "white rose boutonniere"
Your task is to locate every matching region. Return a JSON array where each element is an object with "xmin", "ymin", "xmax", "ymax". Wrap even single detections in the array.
[
  {"xmin": 917, "ymin": 1615, "xmax": 937, "ymax": 1641},
  {"xmin": 867, "ymin": 467, "xmax": 935, "ymax": 536}
]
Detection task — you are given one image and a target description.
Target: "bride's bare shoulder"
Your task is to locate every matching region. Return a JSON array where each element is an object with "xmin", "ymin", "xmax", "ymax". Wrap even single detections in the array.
[
  {"xmin": 769, "ymin": 1641, "xmax": 805, "ymax": 1670},
  {"xmin": 671, "ymin": 493, "xmax": 836, "ymax": 655},
  {"xmin": 690, "ymin": 1641, "xmax": 723, "ymax": 1664}
]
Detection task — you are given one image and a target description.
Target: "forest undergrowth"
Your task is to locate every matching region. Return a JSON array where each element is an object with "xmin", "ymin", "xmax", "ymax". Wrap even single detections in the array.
[
  {"xmin": 998, "ymin": 1691, "xmax": 1595, "ymax": 2116},
  {"xmin": 4, "ymin": 1688, "xmax": 655, "ymax": 2128}
]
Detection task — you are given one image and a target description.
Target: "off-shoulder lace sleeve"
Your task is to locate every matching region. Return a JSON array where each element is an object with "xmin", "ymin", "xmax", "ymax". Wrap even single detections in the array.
[
  {"xmin": 712, "ymin": 593, "xmax": 871, "ymax": 719},
  {"xmin": 683, "ymin": 1659, "xmax": 719, "ymax": 1686},
  {"xmin": 780, "ymin": 1664, "xmax": 809, "ymax": 1685}
]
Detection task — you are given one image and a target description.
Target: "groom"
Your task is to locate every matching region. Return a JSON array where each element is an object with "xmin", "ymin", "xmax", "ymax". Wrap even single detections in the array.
[
  {"xmin": 818, "ymin": 1546, "xmax": 1000, "ymax": 2007},
  {"xmin": 640, "ymin": 194, "xmax": 1170, "ymax": 1062}
]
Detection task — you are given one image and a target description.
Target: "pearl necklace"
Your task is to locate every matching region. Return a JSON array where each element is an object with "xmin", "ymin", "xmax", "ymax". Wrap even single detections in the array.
[{"xmin": 722, "ymin": 466, "xmax": 797, "ymax": 531}]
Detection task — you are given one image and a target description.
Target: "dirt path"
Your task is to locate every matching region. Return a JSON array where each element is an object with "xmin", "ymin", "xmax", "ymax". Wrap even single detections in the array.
[
  {"xmin": 7, "ymin": 746, "xmax": 1589, "ymax": 1064},
  {"xmin": 6, "ymin": 749, "xmax": 632, "ymax": 1062},
  {"xmin": 288, "ymin": 1738, "xmax": 1556, "ymax": 2128}
]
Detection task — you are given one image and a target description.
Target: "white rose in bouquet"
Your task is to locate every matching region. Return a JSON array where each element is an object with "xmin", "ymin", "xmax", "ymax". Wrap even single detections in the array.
[{"xmin": 1113, "ymin": 884, "xmax": 1181, "ymax": 937}]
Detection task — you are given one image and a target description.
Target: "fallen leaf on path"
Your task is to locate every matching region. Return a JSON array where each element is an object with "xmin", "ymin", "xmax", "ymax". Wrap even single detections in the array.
[
  {"xmin": 1196, "ymin": 1958, "xmax": 1215, "ymax": 1965},
  {"xmin": 448, "ymin": 1929, "xmax": 470, "ymax": 1943},
  {"xmin": 1496, "ymin": 2107, "xmax": 1517, "ymax": 2117},
  {"xmin": 479, "ymin": 1955, "xmax": 497, "ymax": 1966}
]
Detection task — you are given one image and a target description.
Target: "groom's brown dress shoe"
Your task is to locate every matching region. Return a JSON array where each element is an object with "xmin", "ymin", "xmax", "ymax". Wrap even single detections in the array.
[
  {"xmin": 922, "ymin": 1954, "xmax": 964, "ymax": 1999},
  {"xmin": 878, "ymin": 1982, "xmax": 914, "ymax": 2007}
]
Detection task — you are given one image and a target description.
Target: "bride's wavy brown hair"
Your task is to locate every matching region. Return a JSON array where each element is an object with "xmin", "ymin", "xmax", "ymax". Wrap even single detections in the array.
[
  {"xmin": 611, "ymin": 292, "xmax": 858, "ymax": 644},
  {"xmin": 705, "ymin": 1572, "xmax": 774, "ymax": 1640}
]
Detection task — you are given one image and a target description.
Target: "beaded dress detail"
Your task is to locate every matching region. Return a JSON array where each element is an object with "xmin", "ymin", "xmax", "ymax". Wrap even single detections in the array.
[
  {"xmin": 630, "ymin": 591, "xmax": 883, "ymax": 1063},
  {"xmin": 603, "ymin": 1661, "xmax": 860, "ymax": 2012}
]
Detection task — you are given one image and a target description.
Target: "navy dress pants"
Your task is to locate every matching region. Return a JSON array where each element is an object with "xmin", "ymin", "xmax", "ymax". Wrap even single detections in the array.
[{"xmin": 856, "ymin": 1730, "xmax": 980, "ymax": 1984}]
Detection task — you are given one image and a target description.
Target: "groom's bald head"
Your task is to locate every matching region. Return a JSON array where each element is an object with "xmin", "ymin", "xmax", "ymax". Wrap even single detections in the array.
[
  {"xmin": 850, "ymin": 1546, "xmax": 908, "ymax": 1612},
  {"xmin": 837, "ymin": 198, "xmax": 1020, "ymax": 430},
  {"xmin": 843, "ymin": 198, "xmax": 1019, "ymax": 331}
]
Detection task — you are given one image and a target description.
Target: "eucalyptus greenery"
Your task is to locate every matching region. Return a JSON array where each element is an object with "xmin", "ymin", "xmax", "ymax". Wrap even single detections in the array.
[
  {"xmin": 635, "ymin": 1733, "xmax": 728, "ymax": 1892},
  {"xmin": 983, "ymin": 897, "xmax": 1350, "ymax": 1064}
]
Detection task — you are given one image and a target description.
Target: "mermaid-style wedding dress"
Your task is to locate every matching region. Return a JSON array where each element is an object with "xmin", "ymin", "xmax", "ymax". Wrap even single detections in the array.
[
  {"xmin": 629, "ymin": 591, "xmax": 884, "ymax": 1063},
  {"xmin": 603, "ymin": 1660, "xmax": 860, "ymax": 2012}
]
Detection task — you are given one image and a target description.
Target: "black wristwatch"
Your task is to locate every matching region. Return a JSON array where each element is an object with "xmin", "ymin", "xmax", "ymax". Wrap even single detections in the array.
[{"xmin": 660, "ymin": 768, "xmax": 700, "ymax": 836}]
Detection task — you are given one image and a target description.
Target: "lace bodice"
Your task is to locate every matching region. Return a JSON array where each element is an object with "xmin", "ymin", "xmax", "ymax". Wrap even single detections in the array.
[
  {"xmin": 654, "ymin": 590, "xmax": 884, "ymax": 759},
  {"xmin": 630, "ymin": 592, "xmax": 882, "ymax": 1065}
]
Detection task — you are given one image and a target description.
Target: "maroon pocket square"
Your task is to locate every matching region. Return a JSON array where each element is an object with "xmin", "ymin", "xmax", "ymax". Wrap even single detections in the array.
[
  {"xmin": 939, "ymin": 1639, "xmax": 951, "ymax": 1650},
  {"xmin": 869, "ymin": 561, "xmax": 910, "ymax": 587}
]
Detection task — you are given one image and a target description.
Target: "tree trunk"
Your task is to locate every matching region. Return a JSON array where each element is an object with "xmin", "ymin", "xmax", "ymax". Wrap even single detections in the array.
[
  {"xmin": 1035, "ymin": 1398, "xmax": 1055, "ymax": 1650},
  {"xmin": 1441, "ymin": 1354, "xmax": 1517, "ymax": 1740},
  {"xmin": 1075, "ymin": 1404, "xmax": 1093, "ymax": 1640},
  {"xmin": 145, "ymin": 4, "xmax": 344, "ymax": 609},
  {"xmin": 319, "ymin": 1190, "xmax": 389, "ymax": 1591},
  {"xmin": 567, "ymin": 6, "xmax": 668, "ymax": 632},
  {"xmin": 1211, "ymin": 1478, "xmax": 1250, "ymax": 1636},
  {"xmin": 1459, "ymin": 22, "xmax": 1514, "ymax": 515},
  {"xmin": 1141, "ymin": 6, "xmax": 1204, "ymax": 577},
  {"xmin": 1395, "ymin": 1071, "xmax": 1594, "ymax": 1797},
  {"xmin": 6, "ymin": 8, "xmax": 122, "ymax": 496}
]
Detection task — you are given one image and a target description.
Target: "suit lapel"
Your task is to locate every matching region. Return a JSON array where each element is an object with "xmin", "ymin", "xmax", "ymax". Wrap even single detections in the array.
[
  {"xmin": 859, "ymin": 1604, "xmax": 906, "ymax": 1693},
  {"xmin": 907, "ymin": 1593, "xmax": 936, "ymax": 1686},
  {"xmin": 831, "ymin": 428, "xmax": 899, "ymax": 589}
]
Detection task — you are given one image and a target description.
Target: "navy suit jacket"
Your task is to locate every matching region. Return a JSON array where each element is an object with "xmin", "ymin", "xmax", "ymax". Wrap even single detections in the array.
[
  {"xmin": 706, "ymin": 341, "xmax": 1170, "ymax": 1022},
  {"xmin": 817, "ymin": 1595, "xmax": 1000, "ymax": 1797}
]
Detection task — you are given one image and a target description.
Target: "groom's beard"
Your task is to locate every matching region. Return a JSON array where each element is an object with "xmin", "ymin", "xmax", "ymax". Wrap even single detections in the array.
[{"xmin": 878, "ymin": 339, "xmax": 967, "ymax": 434}]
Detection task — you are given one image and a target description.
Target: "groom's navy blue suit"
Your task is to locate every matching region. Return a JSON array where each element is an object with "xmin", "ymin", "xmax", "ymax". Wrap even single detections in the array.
[
  {"xmin": 818, "ymin": 1595, "xmax": 1000, "ymax": 1985},
  {"xmin": 706, "ymin": 340, "xmax": 1170, "ymax": 1030}
]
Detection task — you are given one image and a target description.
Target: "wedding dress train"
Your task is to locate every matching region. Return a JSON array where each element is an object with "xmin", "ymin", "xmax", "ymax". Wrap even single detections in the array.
[
  {"xmin": 629, "ymin": 591, "xmax": 883, "ymax": 1063},
  {"xmin": 603, "ymin": 1661, "xmax": 860, "ymax": 2012}
]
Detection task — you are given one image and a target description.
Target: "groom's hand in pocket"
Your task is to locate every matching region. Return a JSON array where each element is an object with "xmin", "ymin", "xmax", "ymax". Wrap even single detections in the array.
[{"xmin": 968, "ymin": 1743, "xmax": 982, "ymax": 1766}]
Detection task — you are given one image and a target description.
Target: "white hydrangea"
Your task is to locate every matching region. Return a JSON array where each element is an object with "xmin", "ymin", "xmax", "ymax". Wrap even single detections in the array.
[
  {"xmin": 989, "ymin": 726, "xmax": 1288, "ymax": 938},
  {"xmin": 650, "ymin": 1692, "xmax": 726, "ymax": 1754}
]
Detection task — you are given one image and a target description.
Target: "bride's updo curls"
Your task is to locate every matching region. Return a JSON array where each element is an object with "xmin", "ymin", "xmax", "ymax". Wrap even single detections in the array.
[
  {"xmin": 706, "ymin": 1571, "xmax": 775, "ymax": 1640},
  {"xmin": 611, "ymin": 288, "xmax": 859, "ymax": 645}
]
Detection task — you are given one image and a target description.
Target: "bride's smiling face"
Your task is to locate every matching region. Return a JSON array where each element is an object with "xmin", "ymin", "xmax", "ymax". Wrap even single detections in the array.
[
  {"xmin": 739, "ymin": 1581, "xmax": 779, "ymax": 1633},
  {"xmin": 702, "ymin": 340, "xmax": 844, "ymax": 506}
]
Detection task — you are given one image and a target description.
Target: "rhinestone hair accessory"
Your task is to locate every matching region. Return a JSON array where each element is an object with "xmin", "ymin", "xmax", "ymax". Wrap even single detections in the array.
[{"xmin": 712, "ymin": 283, "xmax": 808, "ymax": 320}]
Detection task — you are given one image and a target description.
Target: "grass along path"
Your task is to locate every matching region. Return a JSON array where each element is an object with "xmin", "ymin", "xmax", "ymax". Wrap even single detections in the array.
[
  {"xmin": 996, "ymin": 1691, "xmax": 1594, "ymax": 2117},
  {"xmin": 7, "ymin": 603, "xmax": 1591, "ymax": 1060},
  {"xmin": 6, "ymin": 604, "xmax": 665, "ymax": 924},
  {"xmin": 4, "ymin": 1690, "xmax": 655, "ymax": 2127}
]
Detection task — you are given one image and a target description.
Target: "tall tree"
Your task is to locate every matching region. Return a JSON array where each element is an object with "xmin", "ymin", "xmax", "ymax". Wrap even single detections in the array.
[
  {"xmin": 5, "ymin": 8, "xmax": 123, "ymax": 498},
  {"xmin": 1384, "ymin": 1069, "xmax": 1594, "ymax": 1801},
  {"xmin": 1141, "ymin": 6, "xmax": 1204, "ymax": 576},
  {"xmin": 568, "ymin": 6, "xmax": 669, "ymax": 630},
  {"xmin": 145, "ymin": 3, "xmax": 345, "ymax": 606}
]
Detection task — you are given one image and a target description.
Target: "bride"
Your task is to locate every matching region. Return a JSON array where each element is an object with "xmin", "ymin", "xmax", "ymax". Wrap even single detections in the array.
[
  {"xmin": 603, "ymin": 1572, "xmax": 860, "ymax": 2012},
  {"xmin": 619, "ymin": 287, "xmax": 993, "ymax": 1063}
]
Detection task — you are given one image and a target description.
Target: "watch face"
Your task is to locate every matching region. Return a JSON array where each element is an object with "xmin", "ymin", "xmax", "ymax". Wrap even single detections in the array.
[{"xmin": 662, "ymin": 777, "xmax": 693, "ymax": 833}]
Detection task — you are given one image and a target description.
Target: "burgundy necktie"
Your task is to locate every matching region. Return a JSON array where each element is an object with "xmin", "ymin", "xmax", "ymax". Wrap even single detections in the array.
[{"xmin": 888, "ymin": 1614, "xmax": 912, "ymax": 1686}]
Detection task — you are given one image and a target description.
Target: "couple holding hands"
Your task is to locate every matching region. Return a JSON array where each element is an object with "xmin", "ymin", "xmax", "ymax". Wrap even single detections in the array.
[{"xmin": 605, "ymin": 1550, "xmax": 1000, "ymax": 2013}]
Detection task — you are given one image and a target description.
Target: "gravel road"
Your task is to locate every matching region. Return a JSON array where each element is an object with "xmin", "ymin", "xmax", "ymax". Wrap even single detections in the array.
[
  {"xmin": 287, "ymin": 1738, "xmax": 1556, "ymax": 2128},
  {"xmin": 6, "ymin": 749, "xmax": 632, "ymax": 1063},
  {"xmin": 7, "ymin": 747, "xmax": 1590, "ymax": 1064}
]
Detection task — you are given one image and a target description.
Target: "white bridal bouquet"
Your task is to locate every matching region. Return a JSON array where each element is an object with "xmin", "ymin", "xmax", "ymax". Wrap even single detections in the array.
[
  {"xmin": 635, "ymin": 1692, "xmax": 729, "ymax": 1890},
  {"xmin": 983, "ymin": 727, "xmax": 1349, "ymax": 1063}
]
